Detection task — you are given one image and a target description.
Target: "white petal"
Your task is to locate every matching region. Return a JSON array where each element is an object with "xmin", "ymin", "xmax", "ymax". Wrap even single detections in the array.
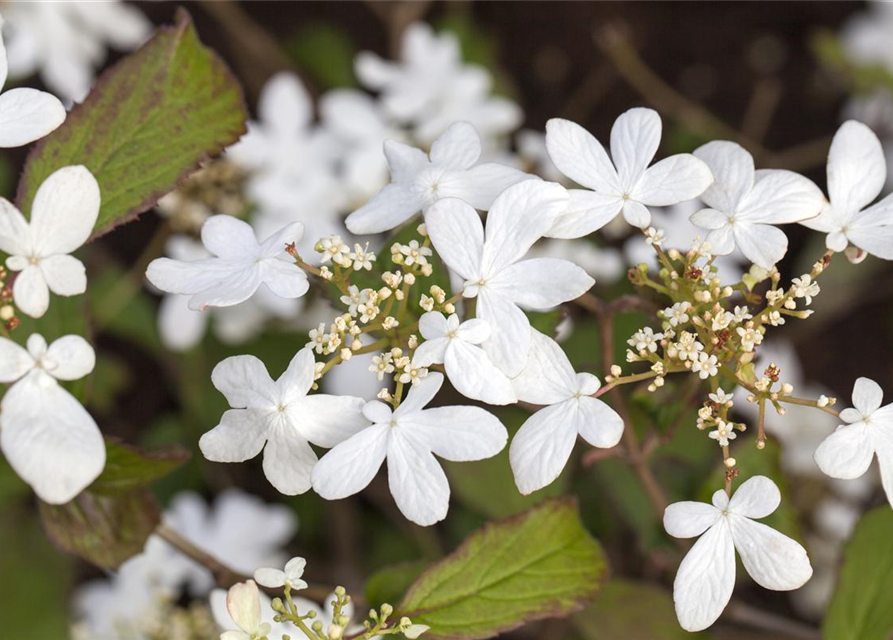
[
  {"xmin": 481, "ymin": 181, "xmax": 569, "ymax": 275},
  {"xmin": 690, "ymin": 207, "xmax": 729, "ymax": 230},
  {"xmin": 418, "ymin": 311, "xmax": 449, "ymax": 339},
  {"xmin": 383, "ymin": 139, "xmax": 429, "ymax": 180},
  {"xmin": 424, "ymin": 197, "xmax": 483, "ymax": 281},
  {"xmin": 0, "ymin": 88, "xmax": 66, "ymax": 147},
  {"xmin": 289, "ymin": 394, "xmax": 369, "ymax": 448},
  {"xmin": 260, "ymin": 259, "xmax": 309, "ymax": 299},
  {"xmin": 476, "ymin": 289, "xmax": 530, "ymax": 378},
  {"xmin": 846, "ymin": 217, "xmax": 893, "ymax": 260},
  {"xmin": 0, "ymin": 198, "xmax": 31, "ymax": 255},
  {"xmin": 546, "ymin": 189, "xmax": 623, "ymax": 239},
  {"xmin": 429, "ymin": 121, "xmax": 481, "ymax": 170},
  {"xmin": 740, "ymin": 170, "xmax": 824, "ymax": 224},
  {"xmin": 345, "ymin": 183, "xmax": 423, "ymax": 235},
  {"xmin": 263, "ymin": 422, "xmax": 318, "ymax": 495},
  {"xmin": 277, "ymin": 348, "xmax": 316, "ymax": 402},
  {"xmin": 632, "ymin": 154, "xmax": 713, "ymax": 206},
  {"xmin": 201, "ymin": 216, "xmax": 260, "ymax": 260},
  {"xmin": 395, "ymin": 371, "xmax": 444, "ymax": 415},
  {"xmin": 186, "ymin": 265, "xmax": 263, "ymax": 310},
  {"xmin": 870, "ymin": 420, "xmax": 893, "ymax": 510},
  {"xmin": 0, "ymin": 372, "xmax": 105, "ymax": 504},
  {"xmin": 387, "ymin": 430, "xmax": 451, "ymax": 526},
  {"xmin": 284, "ymin": 557, "xmax": 307, "ymax": 582},
  {"xmin": 405, "ymin": 403, "xmax": 507, "ymax": 461},
  {"xmin": 610, "ymin": 107, "xmax": 661, "ymax": 191},
  {"xmin": 664, "ymin": 501, "xmax": 721, "ymax": 539},
  {"xmin": 510, "ymin": 402, "xmax": 578, "ymax": 495},
  {"xmin": 621, "ymin": 200, "xmax": 651, "ymax": 228},
  {"xmin": 199, "ymin": 409, "xmax": 271, "ymax": 463},
  {"xmin": 226, "ymin": 581, "xmax": 262, "ymax": 634},
  {"xmin": 511, "ymin": 328, "xmax": 577, "ymax": 404},
  {"xmin": 45, "ymin": 334, "xmax": 95, "ymax": 380},
  {"xmin": 705, "ymin": 225, "xmax": 737, "ymax": 255},
  {"xmin": 259, "ymin": 221, "xmax": 305, "ymax": 259},
  {"xmin": 0, "ymin": 336, "xmax": 32, "ymax": 383},
  {"xmin": 12, "ymin": 264, "xmax": 49, "ymax": 318},
  {"xmin": 212, "ymin": 355, "xmax": 278, "ymax": 409},
  {"xmin": 732, "ymin": 222, "xmax": 788, "ymax": 269},
  {"xmin": 488, "ymin": 258, "xmax": 594, "ymax": 310},
  {"xmin": 730, "ymin": 516, "xmax": 813, "ymax": 590},
  {"xmin": 673, "ymin": 521, "xmax": 736, "ymax": 632},
  {"xmin": 576, "ymin": 397, "xmax": 625, "ymax": 449},
  {"xmin": 455, "ymin": 318, "xmax": 490, "ymax": 344},
  {"xmin": 258, "ymin": 72, "xmax": 312, "ymax": 136},
  {"xmin": 311, "ymin": 424, "xmax": 390, "ymax": 499},
  {"xmin": 545, "ymin": 118, "xmax": 620, "ymax": 193},
  {"xmin": 30, "ymin": 166, "xmax": 100, "ymax": 256},
  {"xmin": 39, "ymin": 254, "xmax": 86, "ymax": 296},
  {"xmin": 411, "ymin": 337, "xmax": 449, "ymax": 368},
  {"xmin": 814, "ymin": 422, "xmax": 875, "ymax": 479},
  {"xmin": 145, "ymin": 256, "xmax": 241, "ymax": 296},
  {"xmin": 443, "ymin": 341, "xmax": 517, "ymax": 405},
  {"xmin": 694, "ymin": 141, "xmax": 755, "ymax": 212},
  {"xmin": 828, "ymin": 120, "xmax": 886, "ymax": 218},
  {"xmin": 728, "ymin": 475, "xmax": 780, "ymax": 519},
  {"xmin": 852, "ymin": 376, "xmax": 884, "ymax": 415},
  {"xmin": 455, "ymin": 163, "xmax": 533, "ymax": 211},
  {"xmin": 253, "ymin": 568, "xmax": 286, "ymax": 589}
]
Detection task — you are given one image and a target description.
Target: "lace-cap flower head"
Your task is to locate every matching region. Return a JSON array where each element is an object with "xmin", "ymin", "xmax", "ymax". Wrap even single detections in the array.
[
  {"xmin": 311, "ymin": 372, "xmax": 508, "ymax": 526},
  {"xmin": 0, "ymin": 333, "xmax": 103, "ymax": 503},
  {"xmin": 664, "ymin": 476, "xmax": 812, "ymax": 632},
  {"xmin": 545, "ymin": 108, "xmax": 714, "ymax": 235},
  {"xmin": 0, "ymin": 165, "xmax": 100, "ymax": 318},
  {"xmin": 801, "ymin": 121, "xmax": 893, "ymax": 260}
]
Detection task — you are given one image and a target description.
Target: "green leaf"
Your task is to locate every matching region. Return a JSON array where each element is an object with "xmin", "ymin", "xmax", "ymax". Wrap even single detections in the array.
[
  {"xmin": 90, "ymin": 439, "xmax": 190, "ymax": 496},
  {"xmin": 365, "ymin": 561, "xmax": 429, "ymax": 610},
  {"xmin": 572, "ymin": 579, "xmax": 704, "ymax": 640},
  {"xmin": 824, "ymin": 507, "xmax": 893, "ymax": 640},
  {"xmin": 397, "ymin": 499, "xmax": 608, "ymax": 639},
  {"xmin": 16, "ymin": 9, "xmax": 247, "ymax": 239},
  {"xmin": 39, "ymin": 487, "xmax": 160, "ymax": 570}
]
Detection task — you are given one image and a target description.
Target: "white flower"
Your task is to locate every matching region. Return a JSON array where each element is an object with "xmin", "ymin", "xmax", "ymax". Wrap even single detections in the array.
[
  {"xmin": 544, "ymin": 108, "xmax": 713, "ymax": 234},
  {"xmin": 146, "ymin": 215, "xmax": 308, "ymax": 311},
  {"xmin": 354, "ymin": 23, "xmax": 521, "ymax": 144},
  {"xmin": 2, "ymin": 1, "xmax": 151, "ymax": 102},
  {"xmin": 0, "ymin": 165, "xmax": 100, "ymax": 318},
  {"xmin": 399, "ymin": 239, "xmax": 432, "ymax": 266},
  {"xmin": 628, "ymin": 326, "xmax": 663, "ymax": 353},
  {"xmin": 708, "ymin": 388, "xmax": 734, "ymax": 406},
  {"xmin": 732, "ymin": 305, "xmax": 752, "ymax": 323},
  {"xmin": 509, "ymin": 329, "xmax": 623, "ymax": 494},
  {"xmin": 691, "ymin": 353, "xmax": 718, "ymax": 379},
  {"xmin": 426, "ymin": 180, "xmax": 594, "ymax": 376},
  {"xmin": 814, "ymin": 377, "xmax": 893, "ymax": 506},
  {"xmin": 0, "ymin": 26, "xmax": 65, "ymax": 145},
  {"xmin": 344, "ymin": 121, "xmax": 529, "ymax": 234},
  {"xmin": 708, "ymin": 420, "xmax": 737, "ymax": 447},
  {"xmin": 254, "ymin": 557, "xmax": 308, "ymax": 591},
  {"xmin": 664, "ymin": 301, "xmax": 691, "ymax": 327},
  {"xmin": 199, "ymin": 349, "xmax": 369, "ymax": 495},
  {"xmin": 219, "ymin": 580, "xmax": 272, "ymax": 640},
  {"xmin": 311, "ymin": 372, "xmax": 508, "ymax": 526},
  {"xmin": 689, "ymin": 141, "xmax": 824, "ymax": 269},
  {"xmin": 0, "ymin": 333, "xmax": 103, "ymax": 503},
  {"xmin": 790, "ymin": 274, "xmax": 820, "ymax": 304},
  {"xmin": 676, "ymin": 332, "xmax": 704, "ymax": 361},
  {"xmin": 664, "ymin": 476, "xmax": 813, "ymax": 632},
  {"xmin": 411, "ymin": 312, "xmax": 516, "ymax": 405},
  {"xmin": 736, "ymin": 325, "xmax": 763, "ymax": 352},
  {"xmin": 800, "ymin": 121, "xmax": 893, "ymax": 260}
]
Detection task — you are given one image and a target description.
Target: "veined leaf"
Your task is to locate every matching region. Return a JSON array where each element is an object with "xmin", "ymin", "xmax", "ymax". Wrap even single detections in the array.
[
  {"xmin": 90, "ymin": 439, "xmax": 190, "ymax": 496},
  {"xmin": 16, "ymin": 9, "xmax": 247, "ymax": 239},
  {"xmin": 397, "ymin": 499, "xmax": 608, "ymax": 639}
]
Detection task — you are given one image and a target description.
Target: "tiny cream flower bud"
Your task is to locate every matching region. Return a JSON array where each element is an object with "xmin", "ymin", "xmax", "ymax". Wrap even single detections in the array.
[
  {"xmin": 351, "ymin": 338, "xmax": 362, "ymax": 351},
  {"xmin": 443, "ymin": 302, "xmax": 456, "ymax": 314},
  {"xmin": 408, "ymin": 334, "xmax": 419, "ymax": 349},
  {"xmin": 610, "ymin": 364, "xmax": 622, "ymax": 377},
  {"xmin": 340, "ymin": 348, "xmax": 352, "ymax": 361},
  {"xmin": 417, "ymin": 223, "xmax": 428, "ymax": 236},
  {"xmin": 421, "ymin": 263, "xmax": 434, "ymax": 277},
  {"xmin": 724, "ymin": 457, "xmax": 736, "ymax": 468},
  {"xmin": 404, "ymin": 273, "xmax": 416, "ymax": 285},
  {"xmin": 377, "ymin": 389, "xmax": 392, "ymax": 401},
  {"xmin": 0, "ymin": 305, "xmax": 13, "ymax": 321},
  {"xmin": 817, "ymin": 395, "xmax": 829, "ymax": 407},
  {"xmin": 781, "ymin": 383, "xmax": 793, "ymax": 395}
]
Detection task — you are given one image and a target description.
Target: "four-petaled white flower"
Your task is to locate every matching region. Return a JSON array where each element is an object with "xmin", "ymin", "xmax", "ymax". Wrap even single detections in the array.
[
  {"xmin": 199, "ymin": 348, "xmax": 369, "ymax": 495},
  {"xmin": 0, "ymin": 165, "xmax": 100, "ymax": 318},
  {"xmin": 800, "ymin": 120, "xmax": 893, "ymax": 260},
  {"xmin": 411, "ymin": 312, "xmax": 516, "ymax": 405},
  {"xmin": 0, "ymin": 26, "xmax": 66, "ymax": 146},
  {"xmin": 220, "ymin": 580, "xmax": 272, "ymax": 640},
  {"xmin": 544, "ymin": 108, "xmax": 713, "ymax": 234},
  {"xmin": 814, "ymin": 377, "xmax": 893, "ymax": 506},
  {"xmin": 708, "ymin": 419, "xmax": 737, "ymax": 447},
  {"xmin": 0, "ymin": 333, "xmax": 104, "ymax": 504},
  {"xmin": 709, "ymin": 388, "xmax": 734, "ymax": 406},
  {"xmin": 509, "ymin": 329, "xmax": 624, "ymax": 494},
  {"xmin": 344, "ymin": 121, "xmax": 530, "ymax": 234},
  {"xmin": 425, "ymin": 180, "xmax": 594, "ymax": 376},
  {"xmin": 311, "ymin": 372, "xmax": 508, "ymax": 526},
  {"xmin": 689, "ymin": 141, "xmax": 825, "ymax": 269},
  {"xmin": 664, "ymin": 476, "xmax": 813, "ymax": 632},
  {"xmin": 146, "ymin": 215, "xmax": 308, "ymax": 311},
  {"xmin": 254, "ymin": 557, "xmax": 308, "ymax": 591}
]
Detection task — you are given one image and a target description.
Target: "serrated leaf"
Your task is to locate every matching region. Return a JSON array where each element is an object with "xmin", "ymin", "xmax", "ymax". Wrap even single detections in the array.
[
  {"xmin": 39, "ymin": 487, "xmax": 159, "ymax": 570},
  {"xmin": 15, "ymin": 9, "xmax": 247, "ymax": 239},
  {"xmin": 824, "ymin": 507, "xmax": 893, "ymax": 640},
  {"xmin": 572, "ymin": 579, "xmax": 703, "ymax": 640},
  {"xmin": 397, "ymin": 499, "xmax": 608, "ymax": 639},
  {"xmin": 90, "ymin": 439, "xmax": 190, "ymax": 496},
  {"xmin": 365, "ymin": 561, "xmax": 429, "ymax": 610}
]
